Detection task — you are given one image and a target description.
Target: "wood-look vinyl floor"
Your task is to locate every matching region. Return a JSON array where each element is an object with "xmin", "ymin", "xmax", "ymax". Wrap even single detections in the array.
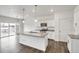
[{"xmin": 0, "ymin": 36, "xmax": 69, "ymax": 53}]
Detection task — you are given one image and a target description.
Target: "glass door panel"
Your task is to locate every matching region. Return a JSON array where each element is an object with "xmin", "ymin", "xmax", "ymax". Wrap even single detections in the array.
[
  {"xmin": 0, "ymin": 23, "xmax": 16, "ymax": 38},
  {"xmin": 9, "ymin": 23, "xmax": 16, "ymax": 35},
  {"xmin": 1, "ymin": 23, "xmax": 9, "ymax": 37}
]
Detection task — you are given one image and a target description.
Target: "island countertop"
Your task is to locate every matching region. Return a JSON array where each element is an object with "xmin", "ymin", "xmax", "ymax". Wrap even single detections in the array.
[{"xmin": 17, "ymin": 31, "xmax": 48, "ymax": 38}]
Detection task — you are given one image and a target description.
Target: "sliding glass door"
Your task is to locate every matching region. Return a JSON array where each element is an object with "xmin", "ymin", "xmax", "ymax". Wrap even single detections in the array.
[
  {"xmin": 1, "ymin": 23, "xmax": 9, "ymax": 37},
  {"xmin": 9, "ymin": 23, "xmax": 16, "ymax": 36},
  {"xmin": 0, "ymin": 23, "xmax": 16, "ymax": 38}
]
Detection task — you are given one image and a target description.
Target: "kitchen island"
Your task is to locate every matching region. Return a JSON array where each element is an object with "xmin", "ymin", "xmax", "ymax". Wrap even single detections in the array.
[{"xmin": 17, "ymin": 32, "xmax": 48, "ymax": 52}]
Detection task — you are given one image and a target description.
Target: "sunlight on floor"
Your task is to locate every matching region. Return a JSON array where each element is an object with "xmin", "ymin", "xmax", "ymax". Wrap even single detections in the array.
[{"xmin": 0, "ymin": 36, "xmax": 19, "ymax": 53}]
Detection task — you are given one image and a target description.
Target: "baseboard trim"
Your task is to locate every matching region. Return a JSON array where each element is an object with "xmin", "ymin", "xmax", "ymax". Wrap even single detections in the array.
[{"xmin": 48, "ymin": 38, "xmax": 68, "ymax": 43}]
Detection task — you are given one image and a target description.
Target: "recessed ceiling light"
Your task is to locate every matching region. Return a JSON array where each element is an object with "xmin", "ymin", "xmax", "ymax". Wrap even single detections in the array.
[
  {"xmin": 22, "ymin": 20, "xmax": 24, "ymax": 23},
  {"xmin": 26, "ymin": 14, "xmax": 29, "ymax": 17},
  {"xmin": 34, "ymin": 19, "xmax": 38, "ymax": 22},
  {"xmin": 50, "ymin": 9, "xmax": 54, "ymax": 12},
  {"xmin": 32, "ymin": 9, "xmax": 35, "ymax": 13}
]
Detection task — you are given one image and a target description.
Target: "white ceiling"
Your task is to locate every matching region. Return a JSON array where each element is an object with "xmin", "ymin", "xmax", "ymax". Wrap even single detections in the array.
[{"xmin": 0, "ymin": 5, "xmax": 76, "ymax": 19}]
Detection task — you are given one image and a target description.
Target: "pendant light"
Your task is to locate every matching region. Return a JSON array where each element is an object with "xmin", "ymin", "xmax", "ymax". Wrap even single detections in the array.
[
  {"xmin": 34, "ymin": 5, "xmax": 38, "ymax": 22},
  {"xmin": 22, "ymin": 8, "xmax": 25, "ymax": 23}
]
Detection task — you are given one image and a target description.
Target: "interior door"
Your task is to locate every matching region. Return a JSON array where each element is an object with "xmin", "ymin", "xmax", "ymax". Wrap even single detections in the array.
[{"xmin": 59, "ymin": 19, "xmax": 73, "ymax": 42}]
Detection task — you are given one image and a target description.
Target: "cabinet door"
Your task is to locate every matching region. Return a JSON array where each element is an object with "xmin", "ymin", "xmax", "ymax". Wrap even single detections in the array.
[{"xmin": 71, "ymin": 39, "xmax": 79, "ymax": 53}]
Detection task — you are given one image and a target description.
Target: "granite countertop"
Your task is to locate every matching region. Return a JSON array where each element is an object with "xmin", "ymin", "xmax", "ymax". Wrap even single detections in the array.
[
  {"xmin": 69, "ymin": 34, "xmax": 79, "ymax": 39},
  {"xmin": 17, "ymin": 32, "xmax": 48, "ymax": 38}
]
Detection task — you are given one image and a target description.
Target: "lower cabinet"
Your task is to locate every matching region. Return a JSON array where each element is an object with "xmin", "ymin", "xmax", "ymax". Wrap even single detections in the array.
[
  {"xmin": 68, "ymin": 37, "xmax": 79, "ymax": 53},
  {"xmin": 19, "ymin": 35, "xmax": 48, "ymax": 52},
  {"xmin": 71, "ymin": 39, "xmax": 79, "ymax": 53}
]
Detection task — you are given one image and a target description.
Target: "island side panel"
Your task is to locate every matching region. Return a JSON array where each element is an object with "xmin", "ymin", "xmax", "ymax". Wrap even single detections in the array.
[{"xmin": 19, "ymin": 34, "xmax": 48, "ymax": 52}]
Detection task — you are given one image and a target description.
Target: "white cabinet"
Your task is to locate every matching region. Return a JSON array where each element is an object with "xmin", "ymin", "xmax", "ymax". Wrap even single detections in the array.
[
  {"xmin": 19, "ymin": 34, "xmax": 48, "ymax": 52},
  {"xmin": 71, "ymin": 39, "xmax": 79, "ymax": 53},
  {"xmin": 68, "ymin": 35, "xmax": 79, "ymax": 53}
]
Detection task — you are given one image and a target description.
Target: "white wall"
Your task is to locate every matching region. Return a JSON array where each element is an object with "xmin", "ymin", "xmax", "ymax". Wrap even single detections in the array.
[
  {"xmin": 74, "ymin": 6, "xmax": 79, "ymax": 34},
  {"xmin": 54, "ymin": 11, "xmax": 74, "ymax": 42},
  {"xmin": 0, "ymin": 15, "xmax": 18, "ymax": 23},
  {"xmin": 0, "ymin": 15, "xmax": 23, "ymax": 34},
  {"xmin": 24, "ymin": 17, "xmax": 38, "ymax": 32},
  {"xmin": 24, "ymin": 15, "xmax": 55, "ymax": 32}
]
